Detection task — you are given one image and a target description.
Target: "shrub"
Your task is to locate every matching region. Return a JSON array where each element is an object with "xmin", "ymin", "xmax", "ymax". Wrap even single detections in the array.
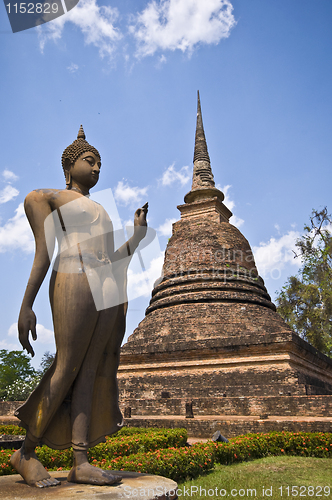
[
  {"xmin": 89, "ymin": 428, "xmax": 188, "ymax": 460},
  {"xmin": 213, "ymin": 432, "xmax": 332, "ymax": 465},
  {"xmin": 1, "ymin": 429, "xmax": 331, "ymax": 481},
  {"xmin": 0, "ymin": 425, "xmax": 26, "ymax": 435},
  {"xmin": 0, "ymin": 449, "xmax": 14, "ymax": 475},
  {"xmin": 93, "ymin": 443, "xmax": 216, "ymax": 482},
  {"xmin": 0, "ymin": 427, "xmax": 188, "ymax": 476}
]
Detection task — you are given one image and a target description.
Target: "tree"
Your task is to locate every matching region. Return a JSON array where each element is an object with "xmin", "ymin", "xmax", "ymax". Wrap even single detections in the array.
[
  {"xmin": 0, "ymin": 350, "xmax": 56, "ymax": 401},
  {"xmin": 276, "ymin": 207, "xmax": 332, "ymax": 358},
  {"xmin": 0, "ymin": 349, "xmax": 37, "ymax": 400},
  {"xmin": 4, "ymin": 375, "xmax": 41, "ymax": 401},
  {"xmin": 38, "ymin": 351, "xmax": 55, "ymax": 376}
]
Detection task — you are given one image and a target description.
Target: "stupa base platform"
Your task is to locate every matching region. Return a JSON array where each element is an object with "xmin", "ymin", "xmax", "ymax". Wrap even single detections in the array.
[
  {"xmin": 123, "ymin": 415, "xmax": 332, "ymax": 438},
  {"xmin": 0, "ymin": 415, "xmax": 20, "ymax": 425},
  {"xmin": 0, "ymin": 471, "xmax": 178, "ymax": 500}
]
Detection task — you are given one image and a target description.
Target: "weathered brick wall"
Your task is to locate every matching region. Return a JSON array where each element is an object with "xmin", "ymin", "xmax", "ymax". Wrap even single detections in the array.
[
  {"xmin": 122, "ymin": 417, "xmax": 332, "ymax": 438},
  {"xmin": 164, "ymin": 219, "xmax": 260, "ymax": 277},
  {"xmin": 0, "ymin": 401, "xmax": 22, "ymax": 417},
  {"xmin": 118, "ymin": 366, "xmax": 306, "ymax": 400},
  {"xmin": 119, "ymin": 395, "xmax": 332, "ymax": 417},
  {"xmin": 122, "ymin": 303, "xmax": 298, "ymax": 355}
]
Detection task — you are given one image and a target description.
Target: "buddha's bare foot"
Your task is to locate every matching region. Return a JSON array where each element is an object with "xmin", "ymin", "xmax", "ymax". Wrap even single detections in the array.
[
  {"xmin": 10, "ymin": 446, "xmax": 60, "ymax": 488},
  {"xmin": 67, "ymin": 463, "xmax": 122, "ymax": 485}
]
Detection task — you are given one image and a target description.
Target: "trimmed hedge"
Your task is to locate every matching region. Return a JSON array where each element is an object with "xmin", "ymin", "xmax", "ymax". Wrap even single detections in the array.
[
  {"xmin": 0, "ymin": 428, "xmax": 331, "ymax": 482},
  {"xmin": 98, "ymin": 431, "xmax": 332, "ymax": 480},
  {"xmin": 217, "ymin": 431, "xmax": 332, "ymax": 464},
  {"xmin": 0, "ymin": 427, "xmax": 188, "ymax": 476},
  {"xmin": 0, "ymin": 449, "xmax": 13, "ymax": 475},
  {"xmin": 34, "ymin": 428, "xmax": 188, "ymax": 471},
  {"xmin": 88, "ymin": 443, "xmax": 215, "ymax": 482},
  {"xmin": 0, "ymin": 425, "xmax": 26, "ymax": 435}
]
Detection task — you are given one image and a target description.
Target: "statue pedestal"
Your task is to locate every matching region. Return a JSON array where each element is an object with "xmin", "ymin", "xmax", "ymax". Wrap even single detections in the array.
[{"xmin": 0, "ymin": 470, "xmax": 178, "ymax": 500}]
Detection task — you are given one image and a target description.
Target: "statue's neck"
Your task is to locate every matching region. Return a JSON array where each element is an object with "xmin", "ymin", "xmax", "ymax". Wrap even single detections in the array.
[{"xmin": 67, "ymin": 185, "xmax": 90, "ymax": 196}]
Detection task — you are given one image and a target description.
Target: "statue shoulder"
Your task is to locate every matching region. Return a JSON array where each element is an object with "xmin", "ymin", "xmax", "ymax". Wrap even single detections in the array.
[
  {"xmin": 24, "ymin": 189, "xmax": 63, "ymax": 222},
  {"xmin": 24, "ymin": 189, "xmax": 62, "ymax": 206}
]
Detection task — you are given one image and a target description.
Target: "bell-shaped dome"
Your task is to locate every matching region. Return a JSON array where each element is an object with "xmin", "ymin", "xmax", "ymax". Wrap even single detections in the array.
[{"xmin": 148, "ymin": 218, "xmax": 274, "ymax": 316}]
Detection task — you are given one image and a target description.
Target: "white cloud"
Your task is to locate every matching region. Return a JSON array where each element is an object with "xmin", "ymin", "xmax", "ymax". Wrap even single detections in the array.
[
  {"xmin": 0, "ymin": 185, "xmax": 19, "ymax": 204},
  {"xmin": 161, "ymin": 164, "xmax": 190, "ymax": 187},
  {"xmin": 36, "ymin": 0, "xmax": 237, "ymax": 62},
  {"xmin": 127, "ymin": 252, "xmax": 164, "ymax": 299},
  {"xmin": 7, "ymin": 322, "xmax": 54, "ymax": 346},
  {"xmin": 221, "ymin": 184, "xmax": 234, "ymax": 210},
  {"xmin": 0, "ymin": 328, "xmax": 21, "ymax": 351},
  {"xmin": 325, "ymin": 222, "xmax": 332, "ymax": 234},
  {"xmin": 220, "ymin": 184, "xmax": 244, "ymax": 228},
  {"xmin": 67, "ymin": 62, "xmax": 79, "ymax": 73},
  {"xmin": 7, "ymin": 323, "xmax": 18, "ymax": 337},
  {"xmin": 230, "ymin": 215, "xmax": 244, "ymax": 228},
  {"xmin": 130, "ymin": 0, "xmax": 236, "ymax": 57},
  {"xmin": 35, "ymin": 324, "xmax": 55, "ymax": 344},
  {"xmin": 252, "ymin": 231, "xmax": 301, "ymax": 281},
  {"xmin": 38, "ymin": 0, "xmax": 122, "ymax": 59},
  {"xmin": 0, "ymin": 203, "xmax": 34, "ymax": 253},
  {"xmin": 2, "ymin": 169, "xmax": 19, "ymax": 183},
  {"xmin": 114, "ymin": 181, "xmax": 148, "ymax": 207},
  {"xmin": 7, "ymin": 323, "xmax": 19, "ymax": 338},
  {"xmin": 158, "ymin": 217, "xmax": 177, "ymax": 236}
]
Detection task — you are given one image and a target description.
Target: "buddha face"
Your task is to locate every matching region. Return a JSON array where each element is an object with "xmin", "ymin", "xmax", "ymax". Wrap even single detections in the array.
[{"xmin": 68, "ymin": 151, "xmax": 101, "ymax": 190}]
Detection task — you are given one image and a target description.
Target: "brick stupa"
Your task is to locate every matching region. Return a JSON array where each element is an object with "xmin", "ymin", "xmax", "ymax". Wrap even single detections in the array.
[{"xmin": 118, "ymin": 92, "xmax": 332, "ymax": 437}]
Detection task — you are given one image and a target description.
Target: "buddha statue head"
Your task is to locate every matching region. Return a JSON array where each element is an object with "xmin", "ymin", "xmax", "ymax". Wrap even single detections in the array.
[{"xmin": 62, "ymin": 125, "xmax": 101, "ymax": 187}]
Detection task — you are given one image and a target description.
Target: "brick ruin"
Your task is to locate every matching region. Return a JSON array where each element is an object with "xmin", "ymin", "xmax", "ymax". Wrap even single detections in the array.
[{"xmin": 117, "ymin": 92, "xmax": 332, "ymax": 437}]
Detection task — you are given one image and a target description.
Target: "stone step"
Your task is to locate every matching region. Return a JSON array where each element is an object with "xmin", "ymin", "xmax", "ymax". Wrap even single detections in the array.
[{"xmin": 0, "ymin": 470, "xmax": 177, "ymax": 500}]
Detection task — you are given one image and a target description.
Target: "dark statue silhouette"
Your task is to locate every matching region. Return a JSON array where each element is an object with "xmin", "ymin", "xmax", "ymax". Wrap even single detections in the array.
[{"xmin": 10, "ymin": 126, "xmax": 148, "ymax": 487}]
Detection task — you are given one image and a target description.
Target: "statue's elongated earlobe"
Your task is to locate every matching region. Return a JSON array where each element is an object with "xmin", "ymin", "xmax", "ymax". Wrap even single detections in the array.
[{"xmin": 65, "ymin": 170, "xmax": 72, "ymax": 189}]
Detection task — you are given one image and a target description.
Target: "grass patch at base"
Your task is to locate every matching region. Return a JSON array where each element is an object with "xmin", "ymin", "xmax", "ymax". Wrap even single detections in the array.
[{"xmin": 180, "ymin": 456, "xmax": 332, "ymax": 499}]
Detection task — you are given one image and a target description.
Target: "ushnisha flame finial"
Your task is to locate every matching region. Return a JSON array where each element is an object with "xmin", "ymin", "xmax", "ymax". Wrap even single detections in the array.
[{"xmin": 77, "ymin": 125, "xmax": 86, "ymax": 140}]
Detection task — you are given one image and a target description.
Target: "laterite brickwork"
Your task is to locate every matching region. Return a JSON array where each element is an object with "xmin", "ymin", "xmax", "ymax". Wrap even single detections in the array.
[{"xmin": 118, "ymin": 93, "xmax": 332, "ymax": 437}]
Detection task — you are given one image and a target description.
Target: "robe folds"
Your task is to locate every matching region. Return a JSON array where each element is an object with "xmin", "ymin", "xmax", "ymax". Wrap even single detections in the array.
[
  {"xmin": 16, "ymin": 195, "xmax": 130, "ymax": 449},
  {"xmin": 15, "ymin": 302, "xmax": 126, "ymax": 450}
]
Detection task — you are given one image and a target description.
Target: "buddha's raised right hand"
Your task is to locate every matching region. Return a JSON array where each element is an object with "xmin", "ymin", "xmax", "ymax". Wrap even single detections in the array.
[{"xmin": 18, "ymin": 307, "xmax": 37, "ymax": 357}]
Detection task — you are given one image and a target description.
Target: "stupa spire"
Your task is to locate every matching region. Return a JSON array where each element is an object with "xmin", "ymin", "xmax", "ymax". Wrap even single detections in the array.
[
  {"xmin": 194, "ymin": 91, "xmax": 210, "ymax": 165},
  {"xmin": 192, "ymin": 91, "xmax": 215, "ymax": 190},
  {"xmin": 183, "ymin": 91, "xmax": 230, "ymax": 218}
]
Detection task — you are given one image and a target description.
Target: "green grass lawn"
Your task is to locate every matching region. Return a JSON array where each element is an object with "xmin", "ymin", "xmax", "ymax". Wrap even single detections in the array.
[{"xmin": 179, "ymin": 456, "xmax": 332, "ymax": 499}]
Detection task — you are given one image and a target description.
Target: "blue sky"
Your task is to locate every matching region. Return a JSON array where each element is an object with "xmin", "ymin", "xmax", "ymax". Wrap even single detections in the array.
[{"xmin": 1, "ymin": 0, "xmax": 331, "ymax": 368}]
